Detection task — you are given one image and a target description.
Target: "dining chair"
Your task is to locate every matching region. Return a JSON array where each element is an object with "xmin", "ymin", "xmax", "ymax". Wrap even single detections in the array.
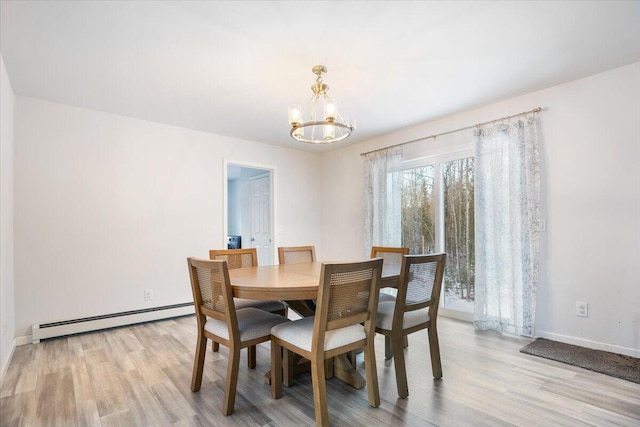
[
  {"xmin": 209, "ymin": 248, "xmax": 287, "ymax": 361},
  {"xmin": 270, "ymin": 259, "xmax": 383, "ymax": 427},
  {"xmin": 375, "ymin": 253, "xmax": 446, "ymax": 398},
  {"xmin": 187, "ymin": 257, "xmax": 289, "ymax": 415},
  {"xmin": 278, "ymin": 245, "xmax": 316, "ymax": 264}
]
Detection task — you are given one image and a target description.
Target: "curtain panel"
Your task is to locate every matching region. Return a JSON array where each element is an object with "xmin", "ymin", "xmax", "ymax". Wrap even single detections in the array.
[
  {"xmin": 473, "ymin": 116, "xmax": 541, "ymax": 337},
  {"xmin": 363, "ymin": 148, "xmax": 403, "ymax": 256}
]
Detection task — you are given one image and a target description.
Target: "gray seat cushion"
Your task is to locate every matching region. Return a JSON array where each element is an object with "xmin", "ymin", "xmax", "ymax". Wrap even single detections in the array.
[
  {"xmin": 376, "ymin": 300, "xmax": 429, "ymax": 331},
  {"xmin": 271, "ymin": 316, "xmax": 366, "ymax": 352},
  {"xmin": 204, "ymin": 307, "xmax": 289, "ymax": 342}
]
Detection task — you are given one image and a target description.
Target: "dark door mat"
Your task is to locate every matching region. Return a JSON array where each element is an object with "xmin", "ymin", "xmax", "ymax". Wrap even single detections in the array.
[{"xmin": 520, "ymin": 338, "xmax": 640, "ymax": 384}]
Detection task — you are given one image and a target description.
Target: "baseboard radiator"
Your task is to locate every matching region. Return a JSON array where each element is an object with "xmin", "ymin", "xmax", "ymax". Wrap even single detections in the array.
[{"xmin": 31, "ymin": 302, "xmax": 195, "ymax": 344}]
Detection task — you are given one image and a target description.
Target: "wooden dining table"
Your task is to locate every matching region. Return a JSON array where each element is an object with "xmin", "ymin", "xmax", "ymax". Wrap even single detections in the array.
[{"xmin": 227, "ymin": 261, "xmax": 401, "ymax": 389}]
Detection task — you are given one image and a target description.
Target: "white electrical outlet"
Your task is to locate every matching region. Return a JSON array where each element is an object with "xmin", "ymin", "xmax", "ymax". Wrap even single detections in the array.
[
  {"xmin": 576, "ymin": 301, "xmax": 588, "ymax": 317},
  {"xmin": 144, "ymin": 289, "xmax": 154, "ymax": 301}
]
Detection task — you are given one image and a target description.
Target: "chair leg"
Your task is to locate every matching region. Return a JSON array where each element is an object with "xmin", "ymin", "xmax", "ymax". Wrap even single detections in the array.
[
  {"xmin": 427, "ymin": 325, "xmax": 443, "ymax": 379},
  {"xmin": 247, "ymin": 345, "xmax": 256, "ymax": 369},
  {"xmin": 364, "ymin": 340, "xmax": 380, "ymax": 407},
  {"xmin": 212, "ymin": 341, "xmax": 220, "ymax": 352},
  {"xmin": 283, "ymin": 348, "xmax": 295, "ymax": 387},
  {"xmin": 223, "ymin": 344, "xmax": 241, "ymax": 416},
  {"xmin": 191, "ymin": 333, "xmax": 207, "ymax": 392},
  {"xmin": 310, "ymin": 355, "xmax": 329, "ymax": 427},
  {"xmin": 392, "ymin": 334, "xmax": 409, "ymax": 398},
  {"xmin": 384, "ymin": 336, "xmax": 392, "ymax": 360},
  {"xmin": 385, "ymin": 335, "xmax": 407, "ymax": 359},
  {"xmin": 324, "ymin": 358, "xmax": 334, "ymax": 379},
  {"xmin": 271, "ymin": 340, "xmax": 282, "ymax": 399}
]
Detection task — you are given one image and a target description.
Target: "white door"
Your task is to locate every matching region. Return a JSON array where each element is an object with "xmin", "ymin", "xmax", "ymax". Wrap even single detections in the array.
[{"xmin": 250, "ymin": 174, "xmax": 272, "ymax": 265}]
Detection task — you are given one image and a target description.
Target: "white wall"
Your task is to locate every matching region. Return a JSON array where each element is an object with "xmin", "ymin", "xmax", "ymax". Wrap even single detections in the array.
[
  {"xmin": 321, "ymin": 62, "xmax": 640, "ymax": 356},
  {"xmin": 0, "ymin": 54, "xmax": 16, "ymax": 382},
  {"xmin": 13, "ymin": 98, "xmax": 323, "ymax": 339}
]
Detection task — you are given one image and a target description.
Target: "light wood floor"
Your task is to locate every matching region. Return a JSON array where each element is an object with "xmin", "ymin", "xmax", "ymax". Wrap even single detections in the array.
[{"xmin": 1, "ymin": 316, "xmax": 639, "ymax": 426}]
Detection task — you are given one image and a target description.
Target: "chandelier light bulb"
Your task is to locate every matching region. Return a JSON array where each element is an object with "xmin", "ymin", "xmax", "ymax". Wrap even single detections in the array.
[
  {"xmin": 289, "ymin": 105, "xmax": 302, "ymax": 126},
  {"xmin": 324, "ymin": 124, "xmax": 335, "ymax": 141},
  {"xmin": 325, "ymin": 102, "xmax": 336, "ymax": 122}
]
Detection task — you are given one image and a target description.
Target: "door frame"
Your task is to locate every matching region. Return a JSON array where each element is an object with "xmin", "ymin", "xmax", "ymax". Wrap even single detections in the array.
[{"xmin": 223, "ymin": 158, "xmax": 277, "ymax": 265}]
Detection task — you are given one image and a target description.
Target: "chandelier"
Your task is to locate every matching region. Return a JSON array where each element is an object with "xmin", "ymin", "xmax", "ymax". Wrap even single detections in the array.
[{"xmin": 288, "ymin": 65, "xmax": 355, "ymax": 144}]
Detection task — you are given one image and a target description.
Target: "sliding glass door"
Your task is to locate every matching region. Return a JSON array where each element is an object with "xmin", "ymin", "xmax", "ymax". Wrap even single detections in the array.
[{"xmin": 398, "ymin": 151, "xmax": 475, "ymax": 318}]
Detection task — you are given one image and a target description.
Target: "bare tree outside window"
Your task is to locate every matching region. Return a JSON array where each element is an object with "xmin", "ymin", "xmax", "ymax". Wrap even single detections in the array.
[
  {"xmin": 443, "ymin": 157, "xmax": 475, "ymax": 312},
  {"xmin": 400, "ymin": 166, "xmax": 436, "ymax": 254}
]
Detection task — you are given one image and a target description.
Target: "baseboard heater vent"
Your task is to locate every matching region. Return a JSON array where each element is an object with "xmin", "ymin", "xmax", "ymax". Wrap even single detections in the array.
[{"xmin": 31, "ymin": 302, "xmax": 195, "ymax": 344}]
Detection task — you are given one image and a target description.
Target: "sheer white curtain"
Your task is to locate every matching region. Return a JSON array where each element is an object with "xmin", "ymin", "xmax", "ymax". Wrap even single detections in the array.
[
  {"xmin": 474, "ymin": 115, "xmax": 541, "ymax": 337},
  {"xmin": 364, "ymin": 148, "xmax": 403, "ymax": 255}
]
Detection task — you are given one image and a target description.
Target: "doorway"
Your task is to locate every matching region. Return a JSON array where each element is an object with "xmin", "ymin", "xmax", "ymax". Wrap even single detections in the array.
[{"xmin": 225, "ymin": 162, "xmax": 275, "ymax": 265}]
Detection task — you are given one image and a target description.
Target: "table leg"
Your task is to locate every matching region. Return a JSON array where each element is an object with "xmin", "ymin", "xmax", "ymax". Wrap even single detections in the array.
[
  {"xmin": 333, "ymin": 353, "xmax": 366, "ymax": 389},
  {"xmin": 284, "ymin": 300, "xmax": 315, "ymax": 317},
  {"xmin": 263, "ymin": 353, "xmax": 310, "ymax": 386}
]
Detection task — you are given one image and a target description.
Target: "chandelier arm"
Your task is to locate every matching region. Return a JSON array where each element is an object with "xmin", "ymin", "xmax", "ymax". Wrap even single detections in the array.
[{"xmin": 300, "ymin": 95, "xmax": 315, "ymax": 119}]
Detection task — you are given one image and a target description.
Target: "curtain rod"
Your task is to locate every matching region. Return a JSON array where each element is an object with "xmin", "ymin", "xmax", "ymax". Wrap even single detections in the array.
[{"xmin": 360, "ymin": 107, "xmax": 542, "ymax": 157}]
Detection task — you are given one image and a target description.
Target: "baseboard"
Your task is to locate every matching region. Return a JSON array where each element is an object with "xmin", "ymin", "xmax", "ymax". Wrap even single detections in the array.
[
  {"xmin": 440, "ymin": 308, "xmax": 473, "ymax": 322},
  {"xmin": 0, "ymin": 338, "xmax": 17, "ymax": 388},
  {"xmin": 535, "ymin": 330, "xmax": 640, "ymax": 358},
  {"xmin": 25, "ymin": 303, "xmax": 195, "ymax": 345},
  {"xmin": 15, "ymin": 335, "xmax": 31, "ymax": 346}
]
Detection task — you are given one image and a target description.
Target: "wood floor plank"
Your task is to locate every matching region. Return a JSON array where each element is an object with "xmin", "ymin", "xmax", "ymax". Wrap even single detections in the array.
[
  {"xmin": 70, "ymin": 361, "xmax": 95, "ymax": 404},
  {"xmin": 116, "ymin": 369, "xmax": 174, "ymax": 427},
  {"xmin": 0, "ymin": 390, "xmax": 38, "ymax": 426},
  {"xmin": 1, "ymin": 316, "xmax": 639, "ymax": 426},
  {"xmin": 149, "ymin": 380, "xmax": 198, "ymax": 423},
  {"xmin": 35, "ymin": 369, "xmax": 77, "ymax": 427},
  {"xmin": 86, "ymin": 360, "xmax": 131, "ymax": 417},
  {"xmin": 74, "ymin": 399, "xmax": 101, "ymax": 427}
]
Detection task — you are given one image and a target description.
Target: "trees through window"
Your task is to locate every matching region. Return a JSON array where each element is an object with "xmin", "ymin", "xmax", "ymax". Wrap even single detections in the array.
[{"xmin": 398, "ymin": 155, "xmax": 475, "ymax": 313}]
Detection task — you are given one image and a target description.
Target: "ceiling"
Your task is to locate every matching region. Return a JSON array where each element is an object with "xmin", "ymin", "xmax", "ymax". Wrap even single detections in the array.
[{"xmin": 1, "ymin": 1, "xmax": 639, "ymax": 153}]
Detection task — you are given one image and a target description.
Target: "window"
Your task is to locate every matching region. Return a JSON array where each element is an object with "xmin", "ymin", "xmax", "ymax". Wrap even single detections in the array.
[{"xmin": 398, "ymin": 151, "xmax": 475, "ymax": 317}]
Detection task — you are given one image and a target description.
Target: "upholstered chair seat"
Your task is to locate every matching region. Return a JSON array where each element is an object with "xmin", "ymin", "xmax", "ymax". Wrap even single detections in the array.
[
  {"xmin": 205, "ymin": 307, "xmax": 291, "ymax": 342},
  {"xmin": 375, "ymin": 300, "xmax": 430, "ymax": 331},
  {"xmin": 271, "ymin": 317, "xmax": 366, "ymax": 352}
]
